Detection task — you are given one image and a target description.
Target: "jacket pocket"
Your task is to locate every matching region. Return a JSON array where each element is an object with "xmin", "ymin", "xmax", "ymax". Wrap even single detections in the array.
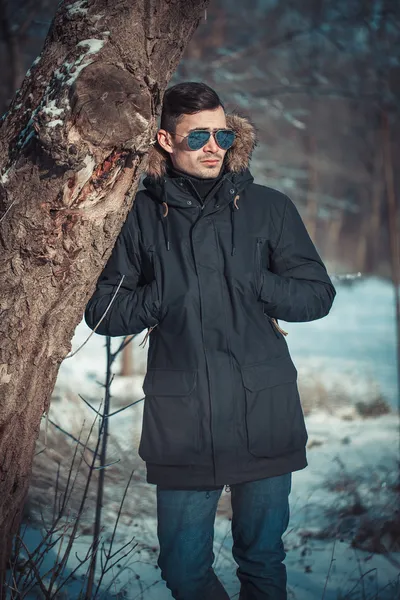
[
  {"xmin": 242, "ymin": 355, "xmax": 308, "ymax": 458},
  {"xmin": 138, "ymin": 369, "xmax": 200, "ymax": 465}
]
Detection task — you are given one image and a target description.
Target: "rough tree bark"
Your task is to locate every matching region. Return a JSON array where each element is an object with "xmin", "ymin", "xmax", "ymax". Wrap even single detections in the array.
[{"xmin": 0, "ymin": 0, "xmax": 209, "ymax": 582}]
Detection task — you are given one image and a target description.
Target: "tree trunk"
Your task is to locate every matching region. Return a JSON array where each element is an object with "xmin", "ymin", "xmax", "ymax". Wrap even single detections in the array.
[
  {"xmin": 120, "ymin": 336, "xmax": 134, "ymax": 376},
  {"xmin": 305, "ymin": 133, "xmax": 318, "ymax": 242},
  {"xmin": 382, "ymin": 111, "xmax": 400, "ymax": 415},
  {"xmin": 0, "ymin": 0, "xmax": 208, "ymax": 582}
]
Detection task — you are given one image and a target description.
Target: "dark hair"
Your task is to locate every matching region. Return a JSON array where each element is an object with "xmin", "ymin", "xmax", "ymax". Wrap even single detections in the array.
[{"xmin": 160, "ymin": 82, "xmax": 224, "ymax": 132}]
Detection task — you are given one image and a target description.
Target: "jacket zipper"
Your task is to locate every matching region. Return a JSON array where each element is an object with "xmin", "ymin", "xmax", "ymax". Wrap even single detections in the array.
[
  {"xmin": 190, "ymin": 227, "xmax": 217, "ymax": 485},
  {"xmin": 213, "ymin": 220, "xmax": 237, "ymax": 486},
  {"xmin": 255, "ymin": 239, "xmax": 263, "ymax": 297}
]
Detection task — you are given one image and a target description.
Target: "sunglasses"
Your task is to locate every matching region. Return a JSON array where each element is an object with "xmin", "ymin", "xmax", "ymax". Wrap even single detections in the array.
[{"xmin": 171, "ymin": 129, "xmax": 236, "ymax": 151}]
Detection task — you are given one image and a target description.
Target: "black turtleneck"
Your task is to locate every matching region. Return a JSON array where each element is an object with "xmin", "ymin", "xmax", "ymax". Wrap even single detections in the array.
[{"xmin": 167, "ymin": 165, "xmax": 225, "ymax": 204}]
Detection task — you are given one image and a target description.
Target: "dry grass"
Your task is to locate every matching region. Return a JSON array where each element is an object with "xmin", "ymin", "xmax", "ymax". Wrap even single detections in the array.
[
  {"xmin": 298, "ymin": 373, "xmax": 392, "ymax": 418},
  {"xmin": 28, "ymin": 390, "xmax": 234, "ymax": 527},
  {"xmin": 27, "ymin": 392, "xmax": 154, "ymax": 534},
  {"xmin": 28, "ymin": 371, "xmax": 394, "ymax": 529},
  {"xmin": 300, "ymin": 456, "xmax": 400, "ymax": 561}
]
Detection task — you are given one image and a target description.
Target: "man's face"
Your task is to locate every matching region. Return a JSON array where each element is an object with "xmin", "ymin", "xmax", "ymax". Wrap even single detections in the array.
[{"xmin": 157, "ymin": 106, "xmax": 228, "ymax": 179}]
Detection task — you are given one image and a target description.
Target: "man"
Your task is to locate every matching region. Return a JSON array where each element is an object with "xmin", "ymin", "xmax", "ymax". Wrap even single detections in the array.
[{"xmin": 85, "ymin": 82, "xmax": 336, "ymax": 600}]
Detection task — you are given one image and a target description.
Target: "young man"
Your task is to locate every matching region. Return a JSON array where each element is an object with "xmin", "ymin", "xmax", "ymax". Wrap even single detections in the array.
[{"xmin": 85, "ymin": 82, "xmax": 336, "ymax": 600}]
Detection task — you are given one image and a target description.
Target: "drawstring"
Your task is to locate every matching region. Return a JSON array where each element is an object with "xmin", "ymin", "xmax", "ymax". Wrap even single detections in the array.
[
  {"xmin": 161, "ymin": 188, "xmax": 239, "ymax": 254},
  {"xmin": 161, "ymin": 189, "xmax": 170, "ymax": 251},
  {"xmin": 230, "ymin": 194, "xmax": 240, "ymax": 256},
  {"xmin": 139, "ymin": 324, "xmax": 158, "ymax": 348},
  {"xmin": 271, "ymin": 318, "xmax": 288, "ymax": 336}
]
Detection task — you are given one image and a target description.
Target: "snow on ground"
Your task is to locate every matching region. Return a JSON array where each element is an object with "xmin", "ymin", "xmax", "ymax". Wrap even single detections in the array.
[
  {"xmin": 283, "ymin": 276, "xmax": 398, "ymax": 411},
  {"xmin": 14, "ymin": 276, "xmax": 400, "ymax": 599}
]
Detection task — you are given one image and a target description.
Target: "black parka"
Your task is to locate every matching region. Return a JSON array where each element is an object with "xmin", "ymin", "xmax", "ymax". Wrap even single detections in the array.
[{"xmin": 85, "ymin": 115, "xmax": 336, "ymax": 489}]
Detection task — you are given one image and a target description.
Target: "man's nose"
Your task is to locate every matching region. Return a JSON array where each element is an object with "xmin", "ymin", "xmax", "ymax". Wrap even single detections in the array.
[{"xmin": 203, "ymin": 133, "xmax": 219, "ymax": 153}]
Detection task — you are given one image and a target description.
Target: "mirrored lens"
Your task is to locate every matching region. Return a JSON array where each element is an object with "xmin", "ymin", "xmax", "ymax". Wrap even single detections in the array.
[
  {"xmin": 187, "ymin": 131, "xmax": 211, "ymax": 150},
  {"xmin": 215, "ymin": 129, "xmax": 236, "ymax": 150}
]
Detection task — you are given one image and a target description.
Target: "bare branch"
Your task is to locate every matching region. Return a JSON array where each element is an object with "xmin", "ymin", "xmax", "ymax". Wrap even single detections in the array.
[{"xmin": 64, "ymin": 275, "xmax": 126, "ymax": 360}]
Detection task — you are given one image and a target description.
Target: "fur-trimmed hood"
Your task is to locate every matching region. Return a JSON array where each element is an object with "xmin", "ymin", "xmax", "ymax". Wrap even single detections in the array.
[{"xmin": 145, "ymin": 114, "xmax": 257, "ymax": 178}]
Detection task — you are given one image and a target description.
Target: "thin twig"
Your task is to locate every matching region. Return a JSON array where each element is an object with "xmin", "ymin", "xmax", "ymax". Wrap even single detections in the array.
[
  {"xmin": 81, "ymin": 454, "xmax": 120, "ymax": 470},
  {"xmin": 61, "ymin": 420, "xmax": 90, "ymax": 515},
  {"xmin": 64, "ymin": 275, "xmax": 125, "ymax": 359},
  {"xmin": 44, "ymin": 416, "xmax": 96, "ymax": 455},
  {"xmin": 79, "ymin": 394, "xmax": 103, "ymax": 416},
  {"xmin": 86, "ymin": 336, "xmax": 113, "ymax": 598},
  {"xmin": 0, "ymin": 198, "xmax": 16, "ymax": 223},
  {"xmin": 79, "ymin": 395, "xmax": 144, "ymax": 419},
  {"xmin": 93, "ymin": 470, "xmax": 136, "ymax": 597},
  {"xmin": 45, "ymin": 408, "xmax": 104, "ymax": 594},
  {"xmin": 321, "ymin": 537, "xmax": 336, "ymax": 600},
  {"xmin": 353, "ymin": 546, "xmax": 366, "ymax": 599},
  {"xmin": 108, "ymin": 397, "xmax": 144, "ymax": 417},
  {"xmin": 111, "ymin": 333, "xmax": 137, "ymax": 360},
  {"xmin": 16, "ymin": 536, "xmax": 50, "ymax": 599}
]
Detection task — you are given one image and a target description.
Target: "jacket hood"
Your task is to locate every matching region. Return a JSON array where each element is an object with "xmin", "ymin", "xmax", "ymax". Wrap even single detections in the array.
[{"xmin": 145, "ymin": 114, "xmax": 257, "ymax": 178}]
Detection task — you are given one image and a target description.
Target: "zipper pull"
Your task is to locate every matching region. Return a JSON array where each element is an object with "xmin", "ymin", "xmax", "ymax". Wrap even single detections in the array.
[
  {"xmin": 139, "ymin": 324, "xmax": 158, "ymax": 348},
  {"xmin": 224, "ymin": 484, "xmax": 231, "ymax": 493}
]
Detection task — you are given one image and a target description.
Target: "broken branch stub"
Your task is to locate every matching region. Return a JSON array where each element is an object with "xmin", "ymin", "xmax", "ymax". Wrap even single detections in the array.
[{"xmin": 70, "ymin": 63, "xmax": 152, "ymax": 150}]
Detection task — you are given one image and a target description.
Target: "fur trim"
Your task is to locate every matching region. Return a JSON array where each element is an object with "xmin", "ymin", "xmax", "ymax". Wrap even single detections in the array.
[{"xmin": 145, "ymin": 114, "xmax": 257, "ymax": 178}]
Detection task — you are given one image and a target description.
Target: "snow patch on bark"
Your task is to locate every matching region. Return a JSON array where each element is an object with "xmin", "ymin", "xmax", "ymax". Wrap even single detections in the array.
[
  {"xmin": 18, "ymin": 112, "xmax": 39, "ymax": 147},
  {"xmin": 67, "ymin": 1, "xmax": 88, "ymax": 16},
  {"xmin": 62, "ymin": 39, "xmax": 106, "ymax": 86},
  {"xmin": 0, "ymin": 364, "xmax": 11, "ymax": 384},
  {"xmin": 134, "ymin": 112, "xmax": 150, "ymax": 129},
  {"xmin": 48, "ymin": 120, "xmax": 63, "ymax": 128},
  {"xmin": 0, "ymin": 167, "xmax": 11, "ymax": 184},
  {"xmin": 77, "ymin": 39, "xmax": 105, "ymax": 54},
  {"xmin": 42, "ymin": 100, "xmax": 64, "ymax": 117},
  {"xmin": 25, "ymin": 37, "xmax": 106, "ymax": 136}
]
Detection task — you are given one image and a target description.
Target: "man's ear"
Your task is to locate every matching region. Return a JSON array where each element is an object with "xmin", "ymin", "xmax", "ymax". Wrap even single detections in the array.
[{"xmin": 157, "ymin": 129, "xmax": 173, "ymax": 154}]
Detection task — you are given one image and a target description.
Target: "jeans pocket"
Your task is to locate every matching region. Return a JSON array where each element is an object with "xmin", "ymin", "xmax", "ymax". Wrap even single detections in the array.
[
  {"xmin": 242, "ymin": 355, "xmax": 308, "ymax": 458},
  {"xmin": 139, "ymin": 369, "xmax": 200, "ymax": 465}
]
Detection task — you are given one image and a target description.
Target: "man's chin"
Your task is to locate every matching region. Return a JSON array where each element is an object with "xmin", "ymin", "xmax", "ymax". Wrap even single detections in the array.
[{"xmin": 197, "ymin": 163, "xmax": 222, "ymax": 178}]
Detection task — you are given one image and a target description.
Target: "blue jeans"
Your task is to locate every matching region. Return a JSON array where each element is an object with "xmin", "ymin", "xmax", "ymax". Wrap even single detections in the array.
[{"xmin": 156, "ymin": 473, "xmax": 292, "ymax": 600}]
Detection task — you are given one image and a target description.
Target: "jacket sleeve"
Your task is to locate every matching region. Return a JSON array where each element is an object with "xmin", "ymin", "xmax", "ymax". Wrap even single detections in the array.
[
  {"xmin": 84, "ymin": 207, "xmax": 161, "ymax": 336},
  {"xmin": 259, "ymin": 195, "xmax": 336, "ymax": 322}
]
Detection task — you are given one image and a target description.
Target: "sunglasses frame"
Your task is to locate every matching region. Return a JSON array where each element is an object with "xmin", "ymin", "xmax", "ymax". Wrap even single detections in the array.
[{"xmin": 170, "ymin": 128, "xmax": 236, "ymax": 151}]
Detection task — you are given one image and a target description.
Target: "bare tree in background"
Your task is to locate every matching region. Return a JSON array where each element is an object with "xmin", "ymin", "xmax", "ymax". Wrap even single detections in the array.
[
  {"xmin": 175, "ymin": 0, "xmax": 399, "ymax": 274},
  {"xmin": 0, "ymin": 0, "xmax": 60, "ymax": 114},
  {"xmin": 0, "ymin": 0, "xmax": 209, "ymax": 585}
]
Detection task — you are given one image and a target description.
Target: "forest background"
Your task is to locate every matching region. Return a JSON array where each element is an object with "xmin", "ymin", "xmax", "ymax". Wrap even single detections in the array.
[{"xmin": 0, "ymin": 1, "xmax": 399, "ymax": 599}]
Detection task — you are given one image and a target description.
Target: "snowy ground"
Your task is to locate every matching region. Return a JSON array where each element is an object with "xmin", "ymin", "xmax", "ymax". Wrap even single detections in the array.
[{"xmin": 11, "ymin": 276, "xmax": 400, "ymax": 599}]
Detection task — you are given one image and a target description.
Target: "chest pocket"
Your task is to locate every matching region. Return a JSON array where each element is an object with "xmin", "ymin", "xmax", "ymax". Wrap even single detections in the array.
[{"xmin": 214, "ymin": 216, "xmax": 269, "ymax": 297}]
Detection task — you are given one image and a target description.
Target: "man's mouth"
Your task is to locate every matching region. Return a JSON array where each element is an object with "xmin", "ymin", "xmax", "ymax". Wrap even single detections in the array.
[{"xmin": 202, "ymin": 159, "xmax": 220, "ymax": 165}]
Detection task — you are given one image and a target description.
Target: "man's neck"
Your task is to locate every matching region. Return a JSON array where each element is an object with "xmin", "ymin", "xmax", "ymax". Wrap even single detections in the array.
[{"xmin": 167, "ymin": 164, "xmax": 225, "ymax": 203}]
